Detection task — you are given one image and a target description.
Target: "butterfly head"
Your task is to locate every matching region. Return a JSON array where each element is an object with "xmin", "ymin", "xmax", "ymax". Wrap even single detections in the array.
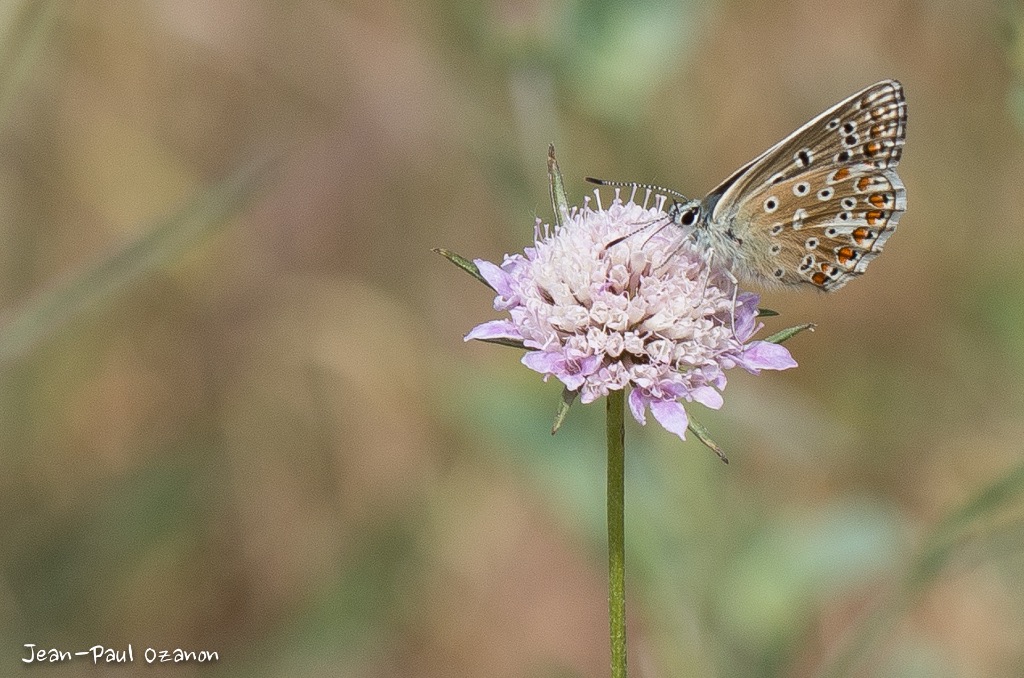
[{"xmin": 667, "ymin": 199, "xmax": 703, "ymax": 231}]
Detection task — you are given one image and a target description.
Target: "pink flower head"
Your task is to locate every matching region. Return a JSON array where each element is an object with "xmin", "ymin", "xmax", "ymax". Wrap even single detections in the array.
[{"xmin": 465, "ymin": 190, "xmax": 797, "ymax": 440}]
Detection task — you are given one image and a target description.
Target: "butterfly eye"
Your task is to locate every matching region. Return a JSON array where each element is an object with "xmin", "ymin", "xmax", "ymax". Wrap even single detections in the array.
[{"xmin": 680, "ymin": 207, "xmax": 700, "ymax": 226}]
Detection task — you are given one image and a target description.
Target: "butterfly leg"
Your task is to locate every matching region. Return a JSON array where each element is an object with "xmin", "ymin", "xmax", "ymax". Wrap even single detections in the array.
[
  {"xmin": 700, "ymin": 247, "xmax": 739, "ymax": 334},
  {"xmin": 726, "ymin": 268, "xmax": 739, "ymax": 336},
  {"xmin": 697, "ymin": 247, "xmax": 715, "ymax": 299}
]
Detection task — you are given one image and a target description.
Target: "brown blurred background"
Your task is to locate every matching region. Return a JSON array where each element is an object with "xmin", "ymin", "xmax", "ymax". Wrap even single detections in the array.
[{"xmin": 2, "ymin": 0, "xmax": 1024, "ymax": 676}]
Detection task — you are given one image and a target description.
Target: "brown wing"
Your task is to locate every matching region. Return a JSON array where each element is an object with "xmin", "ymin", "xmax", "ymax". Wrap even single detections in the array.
[{"xmin": 703, "ymin": 80, "xmax": 906, "ymax": 290}]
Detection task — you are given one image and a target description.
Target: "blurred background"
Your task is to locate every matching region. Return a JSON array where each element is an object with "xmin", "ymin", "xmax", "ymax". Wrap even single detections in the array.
[{"xmin": 1, "ymin": 0, "xmax": 1023, "ymax": 676}]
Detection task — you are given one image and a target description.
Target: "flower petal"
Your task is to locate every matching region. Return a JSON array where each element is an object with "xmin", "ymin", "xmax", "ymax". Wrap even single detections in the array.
[
  {"xmin": 521, "ymin": 350, "xmax": 562, "ymax": 375},
  {"xmin": 650, "ymin": 399, "xmax": 689, "ymax": 440},
  {"xmin": 558, "ymin": 372, "xmax": 586, "ymax": 391},
  {"xmin": 733, "ymin": 292, "xmax": 761, "ymax": 340},
  {"xmin": 475, "ymin": 259, "xmax": 514, "ymax": 297},
  {"xmin": 464, "ymin": 319, "xmax": 523, "ymax": 342},
  {"xmin": 690, "ymin": 385, "xmax": 724, "ymax": 409},
  {"xmin": 628, "ymin": 389, "xmax": 647, "ymax": 425},
  {"xmin": 578, "ymin": 354, "xmax": 603, "ymax": 377},
  {"xmin": 738, "ymin": 341, "xmax": 798, "ymax": 372}
]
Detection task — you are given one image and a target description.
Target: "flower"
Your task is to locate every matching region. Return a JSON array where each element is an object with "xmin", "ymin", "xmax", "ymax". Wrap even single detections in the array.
[{"xmin": 465, "ymin": 190, "xmax": 797, "ymax": 440}]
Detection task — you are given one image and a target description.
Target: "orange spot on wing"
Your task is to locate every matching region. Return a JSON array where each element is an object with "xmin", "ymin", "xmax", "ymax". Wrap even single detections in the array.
[
  {"xmin": 869, "ymin": 193, "xmax": 886, "ymax": 207},
  {"xmin": 833, "ymin": 167, "xmax": 850, "ymax": 181},
  {"xmin": 865, "ymin": 211, "xmax": 884, "ymax": 226},
  {"xmin": 811, "ymin": 271, "xmax": 828, "ymax": 286},
  {"xmin": 864, "ymin": 141, "xmax": 883, "ymax": 156},
  {"xmin": 852, "ymin": 226, "xmax": 871, "ymax": 243},
  {"xmin": 870, "ymin": 123, "xmax": 885, "ymax": 137},
  {"xmin": 837, "ymin": 246, "xmax": 855, "ymax": 264},
  {"xmin": 857, "ymin": 177, "xmax": 871, "ymax": 192}
]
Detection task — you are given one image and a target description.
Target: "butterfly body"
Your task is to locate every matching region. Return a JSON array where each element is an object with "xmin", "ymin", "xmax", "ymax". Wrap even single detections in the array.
[{"xmin": 595, "ymin": 80, "xmax": 907, "ymax": 292}]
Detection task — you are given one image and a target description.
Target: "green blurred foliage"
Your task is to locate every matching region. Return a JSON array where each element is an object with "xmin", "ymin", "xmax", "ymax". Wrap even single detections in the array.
[{"xmin": 2, "ymin": 0, "xmax": 1024, "ymax": 676}]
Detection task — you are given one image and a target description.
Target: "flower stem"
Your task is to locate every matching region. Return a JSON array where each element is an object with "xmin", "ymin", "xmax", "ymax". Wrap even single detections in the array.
[{"xmin": 606, "ymin": 389, "xmax": 627, "ymax": 678}]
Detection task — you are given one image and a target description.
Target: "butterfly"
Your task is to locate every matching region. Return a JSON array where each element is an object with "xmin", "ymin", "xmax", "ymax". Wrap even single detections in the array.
[{"xmin": 588, "ymin": 79, "xmax": 906, "ymax": 291}]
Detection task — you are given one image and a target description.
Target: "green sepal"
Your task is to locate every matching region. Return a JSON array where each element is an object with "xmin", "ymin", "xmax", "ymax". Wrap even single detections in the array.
[
  {"xmin": 687, "ymin": 415, "xmax": 729, "ymax": 464},
  {"xmin": 432, "ymin": 247, "xmax": 492, "ymax": 290},
  {"xmin": 547, "ymin": 144, "xmax": 570, "ymax": 228},
  {"xmin": 473, "ymin": 336, "xmax": 526, "ymax": 349},
  {"xmin": 764, "ymin": 322, "xmax": 816, "ymax": 344},
  {"xmin": 757, "ymin": 308, "xmax": 780, "ymax": 317},
  {"xmin": 551, "ymin": 387, "xmax": 577, "ymax": 434}
]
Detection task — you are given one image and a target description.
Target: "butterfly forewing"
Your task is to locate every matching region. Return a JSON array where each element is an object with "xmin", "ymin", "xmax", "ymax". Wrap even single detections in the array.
[{"xmin": 701, "ymin": 80, "xmax": 906, "ymax": 291}]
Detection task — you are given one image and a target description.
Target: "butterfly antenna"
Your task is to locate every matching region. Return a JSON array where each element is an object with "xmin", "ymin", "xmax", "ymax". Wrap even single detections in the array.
[
  {"xmin": 585, "ymin": 177, "xmax": 689, "ymax": 202},
  {"xmin": 640, "ymin": 218, "xmax": 674, "ymax": 251}
]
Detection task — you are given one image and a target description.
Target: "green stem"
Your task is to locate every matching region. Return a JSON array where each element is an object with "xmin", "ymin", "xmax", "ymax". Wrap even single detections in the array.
[{"xmin": 606, "ymin": 389, "xmax": 627, "ymax": 678}]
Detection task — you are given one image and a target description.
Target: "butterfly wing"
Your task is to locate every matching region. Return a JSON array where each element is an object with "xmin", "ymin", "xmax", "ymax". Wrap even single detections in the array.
[{"xmin": 700, "ymin": 80, "xmax": 906, "ymax": 291}]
